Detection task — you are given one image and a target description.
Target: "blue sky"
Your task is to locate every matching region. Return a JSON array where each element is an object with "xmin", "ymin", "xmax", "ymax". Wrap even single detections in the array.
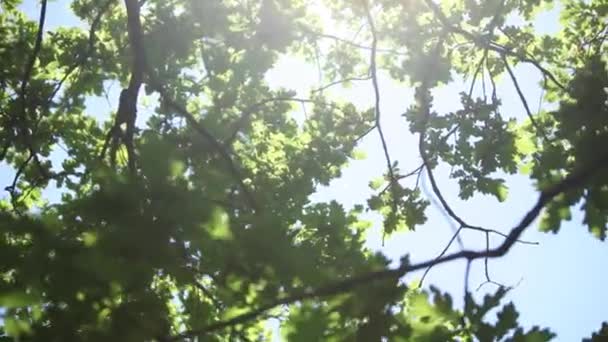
[{"xmin": 2, "ymin": 1, "xmax": 607, "ymax": 340}]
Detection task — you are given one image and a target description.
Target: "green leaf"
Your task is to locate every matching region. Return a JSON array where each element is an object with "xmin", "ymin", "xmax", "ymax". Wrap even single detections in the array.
[
  {"xmin": 3, "ymin": 318, "xmax": 31, "ymax": 337},
  {"xmin": 351, "ymin": 148, "xmax": 367, "ymax": 160},
  {"xmin": 205, "ymin": 207, "xmax": 232, "ymax": 240},
  {"xmin": 369, "ymin": 177, "xmax": 385, "ymax": 191},
  {"xmin": 492, "ymin": 183, "xmax": 509, "ymax": 202},
  {"xmin": 0, "ymin": 291, "xmax": 40, "ymax": 309}
]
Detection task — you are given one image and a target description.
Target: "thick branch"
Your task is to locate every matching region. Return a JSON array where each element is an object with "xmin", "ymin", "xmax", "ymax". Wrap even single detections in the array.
[{"xmin": 19, "ymin": 0, "xmax": 47, "ymax": 115}]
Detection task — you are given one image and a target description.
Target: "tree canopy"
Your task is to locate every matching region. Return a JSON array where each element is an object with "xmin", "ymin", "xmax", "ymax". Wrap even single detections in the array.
[{"xmin": 0, "ymin": 0, "xmax": 607, "ymax": 340}]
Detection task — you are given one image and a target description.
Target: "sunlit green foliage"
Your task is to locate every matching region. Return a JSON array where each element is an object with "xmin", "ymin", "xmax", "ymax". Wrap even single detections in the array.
[{"xmin": 0, "ymin": 0, "xmax": 606, "ymax": 340}]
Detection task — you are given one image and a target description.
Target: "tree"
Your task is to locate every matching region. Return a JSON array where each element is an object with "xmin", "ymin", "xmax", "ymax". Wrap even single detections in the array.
[{"xmin": 0, "ymin": 0, "xmax": 606, "ymax": 340}]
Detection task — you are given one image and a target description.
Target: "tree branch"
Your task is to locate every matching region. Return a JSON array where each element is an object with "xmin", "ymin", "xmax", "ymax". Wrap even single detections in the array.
[
  {"xmin": 300, "ymin": 27, "xmax": 407, "ymax": 56},
  {"xmin": 114, "ymin": 0, "xmax": 258, "ymax": 209},
  {"xmin": 224, "ymin": 97, "xmax": 333, "ymax": 147},
  {"xmin": 422, "ymin": 0, "xmax": 567, "ymax": 92},
  {"xmin": 475, "ymin": 231, "xmax": 506, "ymax": 290},
  {"xmin": 147, "ymin": 77, "xmax": 259, "ymax": 211},
  {"xmin": 46, "ymin": 0, "xmax": 116, "ymax": 105},
  {"xmin": 311, "ymin": 75, "xmax": 371, "ymax": 94},
  {"xmin": 502, "ymin": 54, "xmax": 551, "ymax": 144},
  {"xmin": 167, "ymin": 149, "xmax": 608, "ymax": 339},
  {"xmin": 11, "ymin": 0, "xmax": 49, "ymax": 181},
  {"xmin": 362, "ymin": 0, "xmax": 399, "ymax": 236},
  {"xmin": 223, "ymin": 96, "xmax": 366, "ymax": 148},
  {"xmin": 419, "ymin": 225, "xmax": 464, "ymax": 285}
]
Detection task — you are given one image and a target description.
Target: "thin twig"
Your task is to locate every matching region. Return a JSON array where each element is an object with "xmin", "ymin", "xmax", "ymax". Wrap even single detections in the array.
[
  {"xmin": 353, "ymin": 124, "xmax": 376, "ymax": 144},
  {"xmin": 487, "ymin": 58, "xmax": 498, "ymax": 103},
  {"xmin": 474, "ymin": 231, "xmax": 505, "ymax": 291},
  {"xmin": 379, "ymin": 164, "xmax": 424, "ymax": 196},
  {"xmin": 502, "ymin": 54, "xmax": 551, "ymax": 144},
  {"xmin": 462, "ymin": 225, "xmax": 538, "ymax": 245},
  {"xmin": 416, "ymin": 37, "xmax": 481, "ymax": 239},
  {"xmin": 463, "ymin": 259, "xmax": 472, "ymax": 322},
  {"xmin": 5, "ymin": 153, "xmax": 34, "ymax": 210},
  {"xmin": 416, "ymin": 39, "xmax": 536, "ymax": 288},
  {"xmin": 300, "ymin": 27, "xmax": 407, "ymax": 56},
  {"xmin": 419, "ymin": 225, "xmax": 464, "ymax": 286},
  {"xmin": 224, "ymin": 97, "xmax": 350, "ymax": 147},
  {"xmin": 311, "ymin": 75, "xmax": 371, "ymax": 94},
  {"xmin": 467, "ymin": 51, "xmax": 488, "ymax": 100}
]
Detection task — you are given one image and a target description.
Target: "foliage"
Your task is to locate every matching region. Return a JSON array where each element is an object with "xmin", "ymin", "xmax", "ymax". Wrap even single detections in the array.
[{"xmin": 0, "ymin": 0, "xmax": 606, "ymax": 340}]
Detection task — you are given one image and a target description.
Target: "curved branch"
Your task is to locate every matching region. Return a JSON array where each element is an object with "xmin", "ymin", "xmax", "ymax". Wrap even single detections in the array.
[
  {"xmin": 362, "ymin": 0, "xmax": 399, "ymax": 229},
  {"xmin": 311, "ymin": 75, "xmax": 371, "ymax": 94},
  {"xmin": 147, "ymin": 77, "xmax": 259, "ymax": 211},
  {"xmin": 416, "ymin": 49, "xmax": 538, "ymax": 248},
  {"xmin": 167, "ymin": 149, "xmax": 608, "ymax": 340},
  {"xmin": 502, "ymin": 54, "xmax": 551, "ymax": 143}
]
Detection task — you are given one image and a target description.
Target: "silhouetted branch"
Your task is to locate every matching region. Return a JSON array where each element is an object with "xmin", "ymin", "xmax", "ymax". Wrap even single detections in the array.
[
  {"xmin": 487, "ymin": 58, "xmax": 498, "ymax": 103},
  {"xmin": 462, "ymin": 225, "xmax": 538, "ymax": 245},
  {"xmin": 474, "ymin": 232, "xmax": 506, "ymax": 290},
  {"xmin": 419, "ymin": 225, "xmax": 463, "ymax": 285},
  {"xmin": 167, "ymin": 151, "xmax": 608, "ymax": 339},
  {"xmin": 300, "ymin": 27, "xmax": 407, "ymax": 56},
  {"xmin": 353, "ymin": 124, "xmax": 377, "ymax": 144},
  {"xmin": 422, "ymin": 0, "xmax": 567, "ymax": 92},
  {"xmin": 467, "ymin": 51, "xmax": 488, "ymax": 100},
  {"xmin": 463, "ymin": 258, "xmax": 472, "ymax": 321},
  {"xmin": 46, "ymin": 0, "xmax": 116, "ymax": 105},
  {"xmin": 362, "ymin": 0, "xmax": 399, "ymax": 230},
  {"xmin": 19, "ymin": 0, "xmax": 47, "ymax": 118},
  {"xmin": 11, "ymin": 0, "xmax": 49, "ymax": 181},
  {"xmin": 99, "ymin": 0, "xmax": 143, "ymax": 171},
  {"xmin": 224, "ymin": 97, "xmax": 352, "ymax": 147},
  {"xmin": 147, "ymin": 78, "xmax": 259, "ymax": 211},
  {"xmin": 416, "ymin": 46, "xmax": 538, "ymax": 251},
  {"xmin": 502, "ymin": 54, "xmax": 551, "ymax": 143},
  {"xmin": 116, "ymin": 0, "xmax": 258, "ymax": 209},
  {"xmin": 379, "ymin": 164, "xmax": 424, "ymax": 196},
  {"xmin": 4, "ymin": 153, "xmax": 34, "ymax": 212},
  {"xmin": 311, "ymin": 75, "xmax": 371, "ymax": 94}
]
